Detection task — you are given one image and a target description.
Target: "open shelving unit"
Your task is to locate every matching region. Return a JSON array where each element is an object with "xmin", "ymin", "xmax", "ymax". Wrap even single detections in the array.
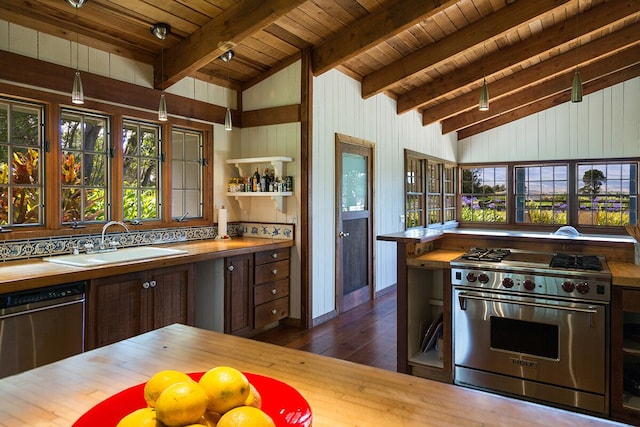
[{"xmin": 226, "ymin": 156, "xmax": 293, "ymax": 212}]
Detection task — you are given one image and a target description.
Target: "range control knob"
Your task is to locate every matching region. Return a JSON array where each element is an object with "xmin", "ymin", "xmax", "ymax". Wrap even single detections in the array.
[
  {"xmin": 478, "ymin": 273, "xmax": 490, "ymax": 284},
  {"xmin": 576, "ymin": 282, "xmax": 590, "ymax": 294},
  {"xmin": 502, "ymin": 278, "xmax": 514, "ymax": 288},
  {"xmin": 466, "ymin": 272, "xmax": 478, "ymax": 283},
  {"xmin": 523, "ymin": 279, "xmax": 536, "ymax": 291},
  {"xmin": 562, "ymin": 281, "xmax": 575, "ymax": 293}
]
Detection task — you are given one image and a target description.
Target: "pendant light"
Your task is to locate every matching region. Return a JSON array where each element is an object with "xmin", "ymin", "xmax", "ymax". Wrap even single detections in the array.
[
  {"xmin": 151, "ymin": 24, "xmax": 171, "ymax": 121},
  {"xmin": 220, "ymin": 50, "xmax": 234, "ymax": 131},
  {"xmin": 571, "ymin": 0, "xmax": 583, "ymax": 103},
  {"xmin": 69, "ymin": 1, "xmax": 86, "ymax": 104},
  {"xmin": 478, "ymin": 16, "xmax": 489, "ymax": 111}
]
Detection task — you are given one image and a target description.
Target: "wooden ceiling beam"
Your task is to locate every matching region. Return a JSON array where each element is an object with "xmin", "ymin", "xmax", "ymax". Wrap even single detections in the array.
[
  {"xmin": 442, "ymin": 45, "xmax": 640, "ymax": 133},
  {"xmin": 398, "ymin": 0, "xmax": 640, "ymax": 114},
  {"xmin": 422, "ymin": 23, "xmax": 640, "ymax": 126},
  {"xmin": 310, "ymin": 0, "xmax": 457, "ymax": 76},
  {"xmin": 361, "ymin": 0, "xmax": 571, "ymax": 100},
  {"xmin": 456, "ymin": 63, "xmax": 640, "ymax": 140},
  {"xmin": 156, "ymin": 0, "xmax": 307, "ymax": 89}
]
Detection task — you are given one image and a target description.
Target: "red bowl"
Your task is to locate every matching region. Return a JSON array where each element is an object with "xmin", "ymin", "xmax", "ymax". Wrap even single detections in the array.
[{"xmin": 73, "ymin": 372, "xmax": 312, "ymax": 426}]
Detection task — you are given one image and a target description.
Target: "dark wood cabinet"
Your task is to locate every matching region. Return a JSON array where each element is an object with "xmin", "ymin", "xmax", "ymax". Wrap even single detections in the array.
[
  {"xmin": 224, "ymin": 254, "xmax": 254, "ymax": 336},
  {"xmin": 611, "ymin": 286, "xmax": 640, "ymax": 424},
  {"xmin": 86, "ymin": 264, "xmax": 194, "ymax": 350},
  {"xmin": 224, "ymin": 248, "xmax": 290, "ymax": 336}
]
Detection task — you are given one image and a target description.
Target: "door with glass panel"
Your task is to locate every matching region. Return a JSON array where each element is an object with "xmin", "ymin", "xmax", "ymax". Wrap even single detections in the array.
[{"xmin": 336, "ymin": 136, "xmax": 373, "ymax": 313}]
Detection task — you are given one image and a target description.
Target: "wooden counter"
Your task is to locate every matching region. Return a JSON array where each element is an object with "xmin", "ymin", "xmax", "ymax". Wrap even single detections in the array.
[
  {"xmin": 608, "ymin": 261, "xmax": 640, "ymax": 288},
  {"xmin": 0, "ymin": 237, "xmax": 293, "ymax": 294},
  {"xmin": 0, "ymin": 323, "xmax": 628, "ymax": 427}
]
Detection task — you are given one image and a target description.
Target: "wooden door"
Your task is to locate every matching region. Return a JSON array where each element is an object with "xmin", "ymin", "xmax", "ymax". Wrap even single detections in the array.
[
  {"xmin": 150, "ymin": 264, "xmax": 194, "ymax": 331},
  {"xmin": 86, "ymin": 273, "xmax": 145, "ymax": 349},
  {"xmin": 336, "ymin": 135, "xmax": 374, "ymax": 313},
  {"xmin": 224, "ymin": 254, "xmax": 253, "ymax": 336}
]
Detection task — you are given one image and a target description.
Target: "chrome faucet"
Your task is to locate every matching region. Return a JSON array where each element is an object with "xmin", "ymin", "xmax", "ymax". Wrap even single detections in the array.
[{"xmin": 100, "ymin": 220, "xmax": 130, "ymax": 251}]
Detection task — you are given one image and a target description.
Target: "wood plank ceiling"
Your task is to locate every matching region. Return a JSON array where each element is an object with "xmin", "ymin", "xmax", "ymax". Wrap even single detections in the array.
[{"xmin": 1, "ymin": 0, "xmax": 639, "ymax": 138}]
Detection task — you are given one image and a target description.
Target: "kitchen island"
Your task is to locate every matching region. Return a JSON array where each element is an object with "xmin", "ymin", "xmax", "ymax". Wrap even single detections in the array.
[{"xmin": 0, "ymin": 323, "xmax": 629, "ymax": 426}]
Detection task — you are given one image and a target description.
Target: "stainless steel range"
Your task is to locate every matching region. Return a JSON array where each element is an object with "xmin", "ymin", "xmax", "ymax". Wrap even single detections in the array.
[{"xmin": 451, "ymin": 248, "xmax": 611, "ymax": 415}]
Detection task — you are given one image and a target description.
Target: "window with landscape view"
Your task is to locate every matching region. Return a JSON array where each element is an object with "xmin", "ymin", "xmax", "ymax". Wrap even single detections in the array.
[
  {"xmin": 461, "ymin": 166, "xmax": 507, "ymax": 223},
  {"xmin": 171, "ymin": 128, "xmax": 203, "ymax": 220},
  {"xmin": 515, "ymin": 164, "xmax": 568, "ymax": 224},
  {"xmin": 0, "ymin": 99, "xmax": 44, "ymax": 226},
  {"xmin": 405, "ymin": 154, "xmax": 425, "ymax": 228},
  {"xmin": 61, "ymin": 110, "xmax": 110, "ymax": 223},
  {"xmin": 122, "ymin": 120, "xmax": 161, "ymax": 222}
]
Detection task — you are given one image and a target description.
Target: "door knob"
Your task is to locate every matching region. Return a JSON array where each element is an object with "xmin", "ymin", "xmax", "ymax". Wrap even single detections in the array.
[
  {"xmin": 227, "ymin": 265, "xmax": 234, "ymax": 271},
  {"xmin": 338, "ymin": 231, "xmax": 350, "ymax": 238}
]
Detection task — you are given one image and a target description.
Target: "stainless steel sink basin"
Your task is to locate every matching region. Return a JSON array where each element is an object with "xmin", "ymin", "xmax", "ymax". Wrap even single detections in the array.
[{"xmin": 43, "ymin": 246, "xmax": 188, "ymax": 267}]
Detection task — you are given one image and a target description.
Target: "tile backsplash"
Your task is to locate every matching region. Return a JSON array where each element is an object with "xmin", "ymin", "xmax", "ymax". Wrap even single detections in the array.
[{"xmin": 0, "ymin": 222, "xmax": 294, "ymax": 262}]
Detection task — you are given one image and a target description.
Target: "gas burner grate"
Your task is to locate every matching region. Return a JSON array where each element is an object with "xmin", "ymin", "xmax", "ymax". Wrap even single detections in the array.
[
  {"xmin": 550, "ymin": 253, "xmax": 602, "ymax": 271},
  {"xmin": 462, "ymin": 248, "xmax": 511, "ymax": 262}
]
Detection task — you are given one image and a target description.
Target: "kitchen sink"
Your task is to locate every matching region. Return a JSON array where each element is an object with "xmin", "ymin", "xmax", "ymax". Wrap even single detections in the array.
[{"xmin": 43, "ymin": 246, "xmax": 189, "ymax": 267}]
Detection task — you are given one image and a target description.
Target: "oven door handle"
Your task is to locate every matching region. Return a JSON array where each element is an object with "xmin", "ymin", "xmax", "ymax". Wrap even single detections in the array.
[{"xmin": 457, "ymin": 292, "xmax": 601, "ymax": 327}]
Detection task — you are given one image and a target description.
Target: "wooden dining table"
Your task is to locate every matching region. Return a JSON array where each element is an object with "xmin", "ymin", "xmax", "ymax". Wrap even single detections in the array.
[{"xmin": 0, "ymin": 323, "xmax": 630, "ymax": 426}]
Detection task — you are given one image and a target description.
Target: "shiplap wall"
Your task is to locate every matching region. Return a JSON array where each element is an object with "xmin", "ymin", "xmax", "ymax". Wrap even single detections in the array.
[
  {"xmin": 312, "ymin": 69, "xmax": 457, "ymax": 320},
  {"xmin": 457, "ymin": 77, "xmax": 640, "ymax": 162}
]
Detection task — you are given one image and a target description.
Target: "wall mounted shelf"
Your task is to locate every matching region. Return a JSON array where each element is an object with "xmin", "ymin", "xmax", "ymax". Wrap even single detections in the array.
[{"xmin": 226, "ymin": 156, "xmax": 293, "ymax": 212}]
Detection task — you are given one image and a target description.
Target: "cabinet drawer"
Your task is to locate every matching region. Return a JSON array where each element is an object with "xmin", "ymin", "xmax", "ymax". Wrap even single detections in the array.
[
  {"xmin": 254, "ymin": 279, "xmax": 289, "ymax": 306},
  {"xmin": 255, "ymin": 248, "xmax": 289, "ymax": 265},
  {"xmin": 254, "ymin": 296, "xmax": 289, "ymax": 329},
  {"xmin": 255, "ymin": 259, "xmax": 289, "ymax": 285}
]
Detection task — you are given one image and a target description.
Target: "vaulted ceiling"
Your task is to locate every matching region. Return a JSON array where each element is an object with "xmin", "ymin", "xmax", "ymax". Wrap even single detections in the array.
[{"xmin": 2, "ymin": 0, "xmax": 639, "ymax": 138}]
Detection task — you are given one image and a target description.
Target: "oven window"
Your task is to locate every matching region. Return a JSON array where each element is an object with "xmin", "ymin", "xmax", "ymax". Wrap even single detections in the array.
[{"xmin": 491, "ymin": 317, "xmax": 558, "ymax": 359}]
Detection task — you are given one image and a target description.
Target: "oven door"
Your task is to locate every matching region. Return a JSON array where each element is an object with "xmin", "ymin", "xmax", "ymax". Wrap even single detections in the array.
[{"xmin": 453, "ymin": 288, "xmax": 607, "ymax": 395}]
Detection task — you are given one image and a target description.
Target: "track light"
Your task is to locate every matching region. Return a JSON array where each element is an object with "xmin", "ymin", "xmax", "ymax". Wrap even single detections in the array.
[
  {"xmin": 151, "ymin": 23, "xmax": 170, "ymax": 40},
  {"xmin": 66, "ymin": 0, "xmax": 88, "ymax": 7}
]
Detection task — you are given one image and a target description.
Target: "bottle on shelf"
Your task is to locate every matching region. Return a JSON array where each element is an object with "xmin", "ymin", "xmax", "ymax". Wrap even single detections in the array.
[
  {"xmin": 253, "ymin": 168, "xmax": 261, "ymax": 192},
  {"xmin": 263, "ymin": 168, "xmax": 270, "ymax": 193}
]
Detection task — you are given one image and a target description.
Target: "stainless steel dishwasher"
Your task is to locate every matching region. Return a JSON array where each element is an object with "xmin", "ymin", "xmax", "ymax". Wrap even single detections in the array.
[{"xmin": 0, "ymin": 281, "xmax": 85, "ymax": 379}]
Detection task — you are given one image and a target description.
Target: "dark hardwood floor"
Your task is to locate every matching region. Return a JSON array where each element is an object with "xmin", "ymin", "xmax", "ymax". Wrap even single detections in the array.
[{"xmin": 252, "ymin": 287, "xmax": 397, "ymax": 372}]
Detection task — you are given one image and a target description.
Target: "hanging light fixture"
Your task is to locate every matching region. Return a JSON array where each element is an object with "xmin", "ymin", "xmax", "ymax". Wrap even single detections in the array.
[
  {"xmin": 571, "ymin": 0, "xmax": 583, "ymax": 103},
  {"xmin": 158, "ymin": 48, "xmax": 168, "ymax": 121},
  {"xmin": 69, "ymin": 0, "xmax": 86, "ymax": 104},
  {"xmin": 151, "ymin": 24, "xmax": 171, "ymax": 121},
  {"xmin": 479, "ymin": 16, "xmax": 489, "ymax": 111},
  {"xmin": 220, "ymin": 50, "xmax": 234, "ymax": 131}
]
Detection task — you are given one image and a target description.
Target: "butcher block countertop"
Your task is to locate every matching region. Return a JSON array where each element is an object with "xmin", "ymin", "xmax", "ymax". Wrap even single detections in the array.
[
  {"xmin": 0, "ymin": 323, "xmax": 628, "ymax": 427},
  {"xmin": 0, "ymin": 238, "xmax": 293, "ymax": 294}
]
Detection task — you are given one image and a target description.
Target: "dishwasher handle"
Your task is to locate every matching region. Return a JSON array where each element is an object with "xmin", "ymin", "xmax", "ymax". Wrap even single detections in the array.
[{"xmin": 0, "ymin": 296, "xmax": 84, "ymax": 321}]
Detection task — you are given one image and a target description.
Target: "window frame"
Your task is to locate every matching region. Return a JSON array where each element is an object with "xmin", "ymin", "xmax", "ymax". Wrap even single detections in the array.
[
  {"xmin": 404, "ymin": 149, "xmax": 457, "ymax": 230},
  {"xmin": 0, "ymin": 97, "xmax": 46, "ymax": 228},
  {"xmin": 458, "ymin": 159, "xmax": 640, "ymax": 234}
]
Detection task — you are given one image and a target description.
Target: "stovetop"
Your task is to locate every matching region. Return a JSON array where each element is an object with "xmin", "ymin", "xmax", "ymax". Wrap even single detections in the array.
[{"xmin": 451, "ymin": 247, "xmax": 610, "ymax": 278}]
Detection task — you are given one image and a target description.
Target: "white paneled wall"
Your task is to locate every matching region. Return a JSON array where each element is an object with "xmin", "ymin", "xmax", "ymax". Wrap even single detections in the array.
[
  {"xmin": 312, "ymin": 69, "xmax": 456, "ymax": 320},
  {"xmin": 232, "ymin": 62, "xmax": 303, "ymax": 319},
  {"xmin": 457, "ymin": 77, "xmax": 640, "ymax": 163}
]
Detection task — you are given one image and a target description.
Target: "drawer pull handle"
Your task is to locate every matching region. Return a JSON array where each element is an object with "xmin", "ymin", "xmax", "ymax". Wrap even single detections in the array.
[
  {"xmin": 142, "ymin": 281, "xmax": 150, "ymax": 289},
  {"xmin": 228, "ymin": 265, "xmax": 234, "ymax": 271},
  {"xmin": 150, "ymin": 280, "xmax": 157, "ymax": 288},
  {"xmin": 271, "ymin": 309, "xmax": 277, "ymax": 315},
  {"xmin": 271, "ymin": 253, "xmax": 278, "ymax": 259},
  {"xmin": 271, "ymin": 269, "xmax": 278, "ymax": 275},
  {"xmin": 271, "ymin": 289, "xmax": 277, "ymax": 295}
]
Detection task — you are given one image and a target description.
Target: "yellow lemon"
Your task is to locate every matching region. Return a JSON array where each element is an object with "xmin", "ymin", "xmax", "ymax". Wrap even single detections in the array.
[
  {"xmin": 243, "ymin": 383, "xmax": 262, "ymax": 409},
  {"xmin": 155, "ymin": 381, "xmax": 209, "ymax": 427},
  {"xmin": 199, "ymin": 366, "xmax": 250, "ymax": 414},
  {"xmin": 116, "ymin": 407, "xmax": 159, "ymax": 427},
  {"xmin": 144, "ymin": 369, "xmax": 194, "ymax": 408},
  {"xmin": 217, "ymin": 406, "xmax": 275, "ymax": 427}
]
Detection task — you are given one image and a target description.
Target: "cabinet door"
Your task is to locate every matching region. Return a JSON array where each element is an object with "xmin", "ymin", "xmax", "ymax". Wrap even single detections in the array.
[
  {"xmin": 224, "ymin": 254, "xmax": 253, "ymax": 336},
  {"xmin": 149, "ymin": 264, "xmax": 195, "ymax": 332},
  {"xmin": 86, "ymin": 273, "xmax": 145, "ymax": 350}
]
